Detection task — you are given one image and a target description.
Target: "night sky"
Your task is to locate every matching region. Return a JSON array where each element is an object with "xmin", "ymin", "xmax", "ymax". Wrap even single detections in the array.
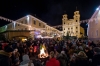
[{"xmin": 0, "ymin": 0, "xmax": 100, "ymax": 34}]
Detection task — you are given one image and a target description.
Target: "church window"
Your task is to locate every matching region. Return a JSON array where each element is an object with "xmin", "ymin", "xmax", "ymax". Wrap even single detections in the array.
[{"xmin": 76, "ymin": 20, "xmax": 78, "ymax": 22}]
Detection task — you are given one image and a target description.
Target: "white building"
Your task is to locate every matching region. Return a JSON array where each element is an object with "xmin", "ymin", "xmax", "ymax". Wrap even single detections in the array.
[{"xmin": 87, "ymin": 6, "xmax": 100, "ymax": 40}]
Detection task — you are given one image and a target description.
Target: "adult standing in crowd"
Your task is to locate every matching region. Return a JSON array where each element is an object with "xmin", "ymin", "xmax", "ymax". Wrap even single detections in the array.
[
  {"xmin": 0, "ymin": 45, "xmax": 13, "ymax": 66},
  {"xmin": 92, "ymin": 47, "xmax": 100, "ymax": 66},
  {"xmin": 46, "ymin": 51, "xmax": 60, "ymax": 66}
]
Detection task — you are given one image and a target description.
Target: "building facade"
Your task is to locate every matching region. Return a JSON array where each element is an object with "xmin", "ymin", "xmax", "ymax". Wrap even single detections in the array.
[
  {"xmin": 62, "ymin": 11, "xmax": 84, "ymax": 38},
  {"xmin": 0, "ymin": 15, "xmax": 62, "ymax": 40},
  {"xmin": 87, "ymin": 6, "xmax": 100, "ymax": 41}
]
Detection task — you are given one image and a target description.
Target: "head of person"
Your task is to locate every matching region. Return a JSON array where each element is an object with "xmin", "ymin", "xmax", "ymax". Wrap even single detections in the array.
[
  {"xmin": 61, "ymin": 51, "xmax": 65, "ymax": 54},
  {"xmin": 4, "ymin": 45, "xmax": 13, "ymax": 57},
  {"xmin": 49, "ymin": 51, "xmax": 55, "ymax": 59},
  {"xmin": 78, "ymin": 51, "xmax": 87, "ymax": 58},
  {"xmin": 85, "ymin": 47, "xmax": 90, "ymax": 52},
  {"xmin": 93, "ymin": 47, "xmax": 100, "ymax": 55},
  {"xmin": 89, "ymin": 46, "xmax": 93, "ymax": 50},
  {"xmin": 14, "ymin": 48, "xmax": 18, "ymax": 52}
]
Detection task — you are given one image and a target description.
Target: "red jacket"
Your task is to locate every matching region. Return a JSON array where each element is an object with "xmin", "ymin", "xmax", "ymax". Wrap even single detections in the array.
[{"xmin": 46, "ymin": 58, "xmax": 60, "ymax": 66}]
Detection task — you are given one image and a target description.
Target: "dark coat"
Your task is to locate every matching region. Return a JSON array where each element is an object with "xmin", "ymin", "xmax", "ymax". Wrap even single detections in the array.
[
  {"xmin": 85, "ymin": 50, "xmax": 93, "ymax": 59},
  {"xmin": 92, "ymin": 53, "xmax": 100, "ymax": 66},
  {"xmin": 33, "ymin": 59, "xmax": 42, "ymax": 66},
  {"xmin": 0, "ymin": 50, "xmax": 12, "ymax": 66},
  {"xmin": 57, "ymin": 53, "xmax": 68, "ymax": 66},
  {"xmin": 75, "ymin": 55, "xmax": 89, "ymax": 66}
]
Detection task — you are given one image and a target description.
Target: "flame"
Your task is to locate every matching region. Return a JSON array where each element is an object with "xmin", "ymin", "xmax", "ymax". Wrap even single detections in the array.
[
  {"xmin": 38, "ymin": 45, "xmax": 48, "ymax": 58},
  {"xmin": 40, "ymin": 48, "xmax": 45, "ymax": 55}
]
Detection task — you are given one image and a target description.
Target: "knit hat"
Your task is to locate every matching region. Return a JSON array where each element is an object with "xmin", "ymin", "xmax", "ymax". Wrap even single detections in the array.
[{"xmin": 4, "ymin": 45, "xmax": 13, "ymax": 52}]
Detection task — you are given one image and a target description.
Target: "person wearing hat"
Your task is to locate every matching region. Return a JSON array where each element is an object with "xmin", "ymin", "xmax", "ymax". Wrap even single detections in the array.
[
  {"xmin": 46, "ymin": 51, "xmax": 60, "ymax": 66},
  {"xmin": 92, "ymin": 47, "xmax": 100, "ymax": 66},
  {"xmin": 0, "ymin": 45, "xmax": 13, "ymax": 66}
]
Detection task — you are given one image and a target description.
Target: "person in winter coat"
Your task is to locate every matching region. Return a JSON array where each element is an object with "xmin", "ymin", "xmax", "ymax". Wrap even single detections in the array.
[
  {"xmin": 12, "ymin": 59, "xmax": 20, "ymax": 66},
  {"xmin": 0, "ymin": 45, "xmax": 13, "ymax": 66},
  {"xmin": 32, "ymin": 56, "xmax": 43, "ymax": 66},
  {"xmin": 75, "ymin": 51, "xmax": 89, "ymax": 66},
  {"xmin": 57, "ymin": 51, "xmax": 68, "ymax": 66},
  {"xmin": 92, "ymin": 47, "xmax": 100, "ymax": 66},
  {"xmin": 20, "ymin": 54, "xmax": 34, "ymax": 66},
  {"xmin": 46, "ymin": 51, "xmax": 60, "ymax": 66}
]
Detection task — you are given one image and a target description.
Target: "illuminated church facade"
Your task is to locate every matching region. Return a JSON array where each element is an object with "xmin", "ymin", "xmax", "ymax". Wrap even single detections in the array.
[{"xmin": 62, "ymin": 11, "xmax": 84, "ymax": 38}]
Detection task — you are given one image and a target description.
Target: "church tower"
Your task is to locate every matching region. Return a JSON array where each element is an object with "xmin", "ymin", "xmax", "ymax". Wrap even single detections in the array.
[
  {"xmin": 62, "ymin": 14, "xmax": 68, "ymax": 36},
  {"xmin": 73, "ymin": 11, "xmax": 80, "ymax": 23},
  {"xmin": 73, "ymin": 11, "xmax": 80, "ymax": 38}
]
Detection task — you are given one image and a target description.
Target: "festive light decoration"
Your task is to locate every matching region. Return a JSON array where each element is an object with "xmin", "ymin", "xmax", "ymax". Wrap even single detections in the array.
[
  {"xmin": 0, "ymin": 16, "xmax": 62, "ymax": 36},
  {"xmin": 0, "ymin": 15, "xmax": 99, "ymax": 29},
  {"xmin": 0, "ymin": 16, "xmax": 48, "ymax": 31},
  {"xmin": 53, "ymin": 17, "xmax": 100, "ymax": 28}
]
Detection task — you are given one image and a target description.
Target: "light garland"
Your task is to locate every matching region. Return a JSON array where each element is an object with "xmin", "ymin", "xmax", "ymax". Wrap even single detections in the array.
[
  {"xmin": 53, "ymin": 17, "xmax": 100, "ymax": 28},
  {"xmin": 0, "ymin": 15, "xmax": 99, "ymax": 33},
  {"xmin": 0, "ymin": 16, "xmax": 62, "ymax": 34},
  {"xmin": 0, "ymin": 16, "xmax": 47, "ymax": 31}
]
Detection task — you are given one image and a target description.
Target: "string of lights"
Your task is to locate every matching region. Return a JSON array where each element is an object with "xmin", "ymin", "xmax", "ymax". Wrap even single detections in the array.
[
  {"xmin": 0, "ymin": 15, "xmax": 96, "ymax": 28},
  {"xmin": 0, "ymin": 6, "xmax": 100, "ymax": 29},
  {"xmin": 53, "ymin": 18, "xmax": 100, "ymax": 28},
  {"xmin": 0, "ymin": 16, "xmax": 61, "ymax": 33},
  {"xmin": 0, "ymin": 16, "xmax": 45, "ymax": 31},
  {"xmin": 0, "ymin": 15, "xmax": 98, "ymax": 28}
]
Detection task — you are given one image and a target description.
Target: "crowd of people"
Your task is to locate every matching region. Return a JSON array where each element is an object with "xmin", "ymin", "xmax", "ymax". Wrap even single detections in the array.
[{"xmin": 0, "ymin": 38, "xmax": 100, "ymax": 66}]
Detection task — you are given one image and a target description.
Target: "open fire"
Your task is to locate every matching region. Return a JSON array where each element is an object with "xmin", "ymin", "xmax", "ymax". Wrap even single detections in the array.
[{"xmin": 38, "ymin": 45, "xmax": 48, "ymax": 58}]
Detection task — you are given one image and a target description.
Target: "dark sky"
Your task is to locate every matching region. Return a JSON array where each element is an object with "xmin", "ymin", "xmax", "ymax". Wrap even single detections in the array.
[{"xmin": 0, "ymin": 0, "xmax": 100, "ymax": 29}]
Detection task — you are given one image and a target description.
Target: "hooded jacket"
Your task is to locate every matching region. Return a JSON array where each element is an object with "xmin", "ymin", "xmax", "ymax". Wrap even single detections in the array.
[{"xmin": 20, "ymin": 54, "xmax": 34, "ymax": 66}]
